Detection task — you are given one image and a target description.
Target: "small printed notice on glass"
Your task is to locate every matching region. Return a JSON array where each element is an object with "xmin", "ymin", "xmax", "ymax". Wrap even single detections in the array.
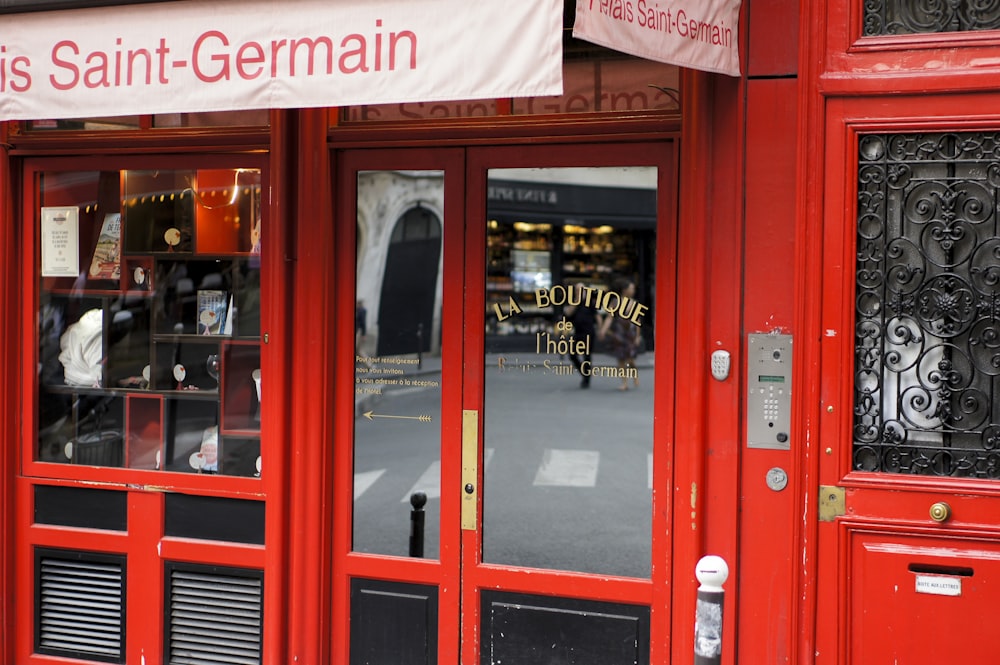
[{"xmin": 41, "ymin": 206, "xmax": 80, "ymax": 277}]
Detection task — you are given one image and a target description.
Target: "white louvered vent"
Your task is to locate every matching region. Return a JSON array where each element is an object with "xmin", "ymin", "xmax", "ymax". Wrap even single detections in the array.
[
  {"xmin": 37, "ymin": 554, "xmax": 125, "ymax": 663},
  {"xmin": 168, "ymin": 567, "xmax": 263, "ymax": 665}
]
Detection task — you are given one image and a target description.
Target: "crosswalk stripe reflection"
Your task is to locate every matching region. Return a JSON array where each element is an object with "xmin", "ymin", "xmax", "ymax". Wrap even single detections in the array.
[
  {"xmin": 353, "ymin": 448, "xmax": 653, "ymax": 500},
  {"xmin": 533, "ymin": 449, "xmax": 599, "ymax": 487},
  {"xmin": 354, "ymin": 469, "xmax": 385, "ymax": 500}
]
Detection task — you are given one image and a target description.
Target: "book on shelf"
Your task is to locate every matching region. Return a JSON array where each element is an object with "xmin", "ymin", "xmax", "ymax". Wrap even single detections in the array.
[
  {"xmin": 88, "ymin": 213, "xmax": 122, "ymax": 280},
  {"xmin": 197, "ymin": 289, "xmax": 228, "ymax": 335}
]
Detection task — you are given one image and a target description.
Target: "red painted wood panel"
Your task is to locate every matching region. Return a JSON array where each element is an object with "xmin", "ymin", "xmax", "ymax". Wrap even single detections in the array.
[
  {"xmin": 0, "ymin": 132, "xmax": 13, "ymax": 665},
  {"xmin": 747, "ymin": 0, "xmax": 800, "ymax": 78},
  {"xmin": 738, "ymin": 75, "xmax": 800, "ymax": 665},
  {"xmin": 849, "ymin": 529, "xmax": 1000, "ymax": 663}
]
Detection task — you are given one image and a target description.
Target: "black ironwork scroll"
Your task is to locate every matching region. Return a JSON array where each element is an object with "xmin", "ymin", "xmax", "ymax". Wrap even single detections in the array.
[{"xmin": 854, "ymin": 132, "xmax": 1000, "ymax": 477}]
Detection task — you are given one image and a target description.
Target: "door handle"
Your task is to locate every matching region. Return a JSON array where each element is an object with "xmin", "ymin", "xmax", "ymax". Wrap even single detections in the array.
[
  {"xmin": 462, "ymin": 410, "xmax": 479, "ymax": 530},
  {"xmin": 929, "ymin": 501, "xmax": 951, "ymax": 523}
]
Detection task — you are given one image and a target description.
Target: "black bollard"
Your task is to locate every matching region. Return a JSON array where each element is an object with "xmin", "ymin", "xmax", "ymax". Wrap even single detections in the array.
[
  {"xmin": 416, "ymin": 323, "xmax": 424, "ymax": 370},
  {"xmin": 694, "ymin": 555, "xmax": 729, "ymax": 665},
  {"xmin": 409, "ymin": 491, "xmax": 427, "ymax": 558}
]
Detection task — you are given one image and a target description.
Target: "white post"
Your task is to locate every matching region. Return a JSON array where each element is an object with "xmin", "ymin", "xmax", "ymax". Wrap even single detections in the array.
[{"xmin": 694, "ymin": 555, "xmax": 729, "ymax": 665}]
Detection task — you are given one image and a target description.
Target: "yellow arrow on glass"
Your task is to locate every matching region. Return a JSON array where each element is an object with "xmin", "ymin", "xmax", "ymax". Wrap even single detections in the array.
[{"xmin": 362, "ymin": 411, "xmax": 432, "ymax": 423}]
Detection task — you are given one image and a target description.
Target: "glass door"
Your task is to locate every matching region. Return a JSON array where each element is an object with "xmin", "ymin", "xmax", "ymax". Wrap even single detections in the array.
[
  {"xmin": 335, "ymin": 148, "xmax": 466, "ymax": 665},
  {"xmin": 335, "ymin": 142, "xmax": 675, "ymax": 665}
]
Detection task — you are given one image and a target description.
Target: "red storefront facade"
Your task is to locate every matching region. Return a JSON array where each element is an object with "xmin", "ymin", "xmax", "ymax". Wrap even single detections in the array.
[{"xmin": 3, "ymin": 1, "xmax": 1000, "ymax": 664}]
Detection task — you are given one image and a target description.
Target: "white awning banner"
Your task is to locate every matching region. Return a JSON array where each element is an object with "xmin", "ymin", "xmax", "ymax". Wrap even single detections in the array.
[
  {"xmin": 0, "ymin": 0, "xmax": 564, "ymax": 120},
  {"xmin": 573, "ymin": 0, "xmax": 741, "ymax": 77}
]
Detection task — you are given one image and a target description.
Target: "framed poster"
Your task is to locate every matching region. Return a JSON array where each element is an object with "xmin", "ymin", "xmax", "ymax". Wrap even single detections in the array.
[{"xmin": 40, "ymin": 206, "xmax": 80, "ymax": 277}]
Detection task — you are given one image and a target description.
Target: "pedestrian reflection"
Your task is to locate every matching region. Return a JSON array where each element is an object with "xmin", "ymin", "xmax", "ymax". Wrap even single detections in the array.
[{"xmin": 598, "ymin": 279, "xmax": 643, "ymax": 391}]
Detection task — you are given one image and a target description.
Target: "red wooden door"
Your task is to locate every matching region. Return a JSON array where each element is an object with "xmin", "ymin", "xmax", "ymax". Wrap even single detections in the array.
[
  {"xmin": 331, "ymin": 141, "xmax": 677, "ymax": 664},
  {"xmin": 815, "ymin": 95, "xmax": 1000, "ymax": 664}
]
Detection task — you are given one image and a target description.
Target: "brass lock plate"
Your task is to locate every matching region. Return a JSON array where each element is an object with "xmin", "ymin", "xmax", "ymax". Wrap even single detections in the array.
[
  {"xmin": 819, "ymin": 485, "xmax": 845, "ymax": 522},
  {"xmin": 461, "ymin": 409, "xmax": 479, "ymax": 530}
]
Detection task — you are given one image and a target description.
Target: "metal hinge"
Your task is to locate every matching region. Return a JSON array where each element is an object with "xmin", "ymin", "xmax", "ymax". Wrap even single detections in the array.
[{"xmin": 818, "ymin": 485, "xmax": 845, "ymax": 522}]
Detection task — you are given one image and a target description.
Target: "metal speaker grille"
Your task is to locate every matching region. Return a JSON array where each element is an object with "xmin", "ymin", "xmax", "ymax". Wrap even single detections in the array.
[
  {"xmin": 36, "ymin": 551, "xmax": 126, "ymax": 663},
  {"xmin": 167, "ymin": 566, "xmax": 263, "ymax": 665}
]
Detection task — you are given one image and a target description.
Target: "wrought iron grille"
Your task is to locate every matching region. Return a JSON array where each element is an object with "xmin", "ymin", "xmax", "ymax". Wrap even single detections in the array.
[
  {"xmin": 854, "ymin": 132, "xmax": 1000, "ymax": 477},
  {"xmin": 863, "ymin": 0, "xmax": 1000, "ymax": 36}
]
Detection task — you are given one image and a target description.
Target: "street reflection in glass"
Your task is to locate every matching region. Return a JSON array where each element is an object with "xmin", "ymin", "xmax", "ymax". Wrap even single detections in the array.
[
  {"xmin": 483, "ymin": 167, "xmax": 656, "ymax": 578},
  {"xmin": 352, "ymin": 170, "xmax": 445, "ymax": 558}
]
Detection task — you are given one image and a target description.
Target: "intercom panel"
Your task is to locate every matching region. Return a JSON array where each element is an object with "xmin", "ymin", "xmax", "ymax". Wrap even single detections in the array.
[{"xmin": 747, "ymin": 333, "xmax": 792, "ymax": 450}]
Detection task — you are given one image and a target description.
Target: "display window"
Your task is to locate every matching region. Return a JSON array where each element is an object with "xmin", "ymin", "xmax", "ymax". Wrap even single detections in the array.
[{"xmin": 29, "ymin": 161, "xmax": 264, "ymax": 483}]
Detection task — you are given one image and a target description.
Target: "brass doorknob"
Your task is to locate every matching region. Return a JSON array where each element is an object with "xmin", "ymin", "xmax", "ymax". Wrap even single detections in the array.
[{"xmin": 929, "ymin": 501, "xmax": 951, "ymax": 523}]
